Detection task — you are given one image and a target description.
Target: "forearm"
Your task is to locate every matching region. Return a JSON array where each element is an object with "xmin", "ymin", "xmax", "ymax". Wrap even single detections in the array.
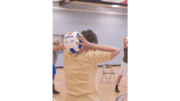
[
  {"xmin": 53, "ymin": 45, "xmax": 64, "ymax": 51},
  {"xmin": 124, "ymin": 38, "xmax": 127, "ymax": 48},
  {"xmin": 89, "ymin": 43, "xmax": 119, "ymax": 52},
  {"xmin": 124, "ymin": 43, "xmax": 127, "ymax": 48}
]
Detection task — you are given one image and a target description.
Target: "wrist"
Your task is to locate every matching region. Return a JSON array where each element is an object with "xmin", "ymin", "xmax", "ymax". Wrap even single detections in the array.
[{"xmin": 88, "ymin": 42, "xmax": 96, "ymax": 50}]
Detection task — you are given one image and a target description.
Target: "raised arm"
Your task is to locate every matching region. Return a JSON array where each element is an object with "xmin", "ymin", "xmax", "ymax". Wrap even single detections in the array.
[
  {"xmin": 76, "ymin": 34, "xmax": 120, "ymax": 60},
  {"xmin": 88, "ymin": 44, "xmax": 120, "ymax": 60},
  {"xmin": 53, "ymin": 40, "xmax": 64, "ymax": 51},
  {"xmin": 124, "ymin": 37, "xmax": 128, "ymax": 49},
  {"xmin": 53, "ymin": 45, "xmax": 64, "ymax": 51}
]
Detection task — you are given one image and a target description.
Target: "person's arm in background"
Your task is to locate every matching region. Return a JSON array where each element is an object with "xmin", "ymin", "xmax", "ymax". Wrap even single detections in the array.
[
  {"xmin": 76, "ymin": 35, "xmax": 120, "ymax": 60},
  {"xmin": 124, "ymin": 37, "xmax": 127, "ymax": 49},
  {"xmin": 53, "ymin": 40, "xmax": 64, "ymax": 51},
  {"xmin": 53, "ymin": 45, "xmax": 64, "ymax": 51}
]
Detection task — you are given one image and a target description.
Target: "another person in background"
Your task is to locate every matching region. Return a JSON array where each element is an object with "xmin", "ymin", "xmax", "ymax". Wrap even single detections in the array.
[
  {"xmin": 53, "ymin": 40, "xmax": 64, "ymax": 94},
  {"xmin": 115, "ymin": 37, "xmax": 128, "ymax": 93}
]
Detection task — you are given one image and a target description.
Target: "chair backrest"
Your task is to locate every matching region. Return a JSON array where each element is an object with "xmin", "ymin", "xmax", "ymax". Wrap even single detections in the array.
[{"xmin": 103, "ymin": 64, "xmax": 112, "ymax": 69}]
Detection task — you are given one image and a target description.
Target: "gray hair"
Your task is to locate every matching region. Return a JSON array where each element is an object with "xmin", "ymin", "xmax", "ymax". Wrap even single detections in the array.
[{"xmin": 53, "ymin": 39, "xmax": 59, "ymax": 44}]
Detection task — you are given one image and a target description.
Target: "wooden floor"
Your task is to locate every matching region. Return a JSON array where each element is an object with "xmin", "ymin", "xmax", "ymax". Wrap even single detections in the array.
[{"xmin": 53, "ymin": 66, "xmax": 128, "ymax": 101}]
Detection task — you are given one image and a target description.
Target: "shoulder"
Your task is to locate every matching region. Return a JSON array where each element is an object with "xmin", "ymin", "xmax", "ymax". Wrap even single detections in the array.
[
  {"xmin": 87, "ymin": 50, "xmax": 110, "ymax": 57},
  {"xmin": 63, "ymin": 50, "xmax": 68, "ymax": 56}
]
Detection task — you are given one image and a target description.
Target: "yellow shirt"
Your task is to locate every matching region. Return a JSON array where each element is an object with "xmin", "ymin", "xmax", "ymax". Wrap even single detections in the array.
[{"xmin": 63, "ymin": 50, "xmax": 111, "ymax": 97}]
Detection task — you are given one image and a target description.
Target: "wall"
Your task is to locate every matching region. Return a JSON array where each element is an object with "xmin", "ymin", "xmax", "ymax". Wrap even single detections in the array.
[{"xmin": 53, "ymin": 1, "xmax": 127, "ymax": 67}]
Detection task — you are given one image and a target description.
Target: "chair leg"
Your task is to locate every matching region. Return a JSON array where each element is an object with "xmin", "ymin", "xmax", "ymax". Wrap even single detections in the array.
[
  {"xmin": 110, "ymin": 74, "xmax": 112, "ymax": 83},
  {"xmin": 105, "ymin": 74, "xmax": 108, "ymax": 84},
  {"xmin": 101, "ymin": 73, "xmax": 103, "ymax": 82}
]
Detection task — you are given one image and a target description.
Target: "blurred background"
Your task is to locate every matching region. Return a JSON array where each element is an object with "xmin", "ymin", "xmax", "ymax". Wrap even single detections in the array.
[{"xmin": 53, "ymin": 0, "xmax": 128, "ymax": 67}]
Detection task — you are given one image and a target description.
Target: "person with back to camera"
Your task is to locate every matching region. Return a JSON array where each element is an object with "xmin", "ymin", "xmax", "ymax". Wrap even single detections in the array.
[
  {"xmin": 53, "ymin": 40, "xmax": 64, "ymax": 94},
  {"xmin": 115, "ymin": 37, "xmax": 128, "ymax": 93},
  {"xmin": 58, "ymin": 30, "xmax": 121, "ymax": 101}
]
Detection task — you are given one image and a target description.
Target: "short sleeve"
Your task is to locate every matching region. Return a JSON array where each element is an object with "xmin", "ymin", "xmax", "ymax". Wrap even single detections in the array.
[
  {"xmin": 88, "ymin": 51, "xmax": 111, "ymax": 65},
  {"xmin": 124, "ymin": 48, "xmax": 127, "ymax": 52}
]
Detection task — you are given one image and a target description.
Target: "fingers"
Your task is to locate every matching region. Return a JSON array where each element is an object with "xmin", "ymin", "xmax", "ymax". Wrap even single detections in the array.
[
  {"xmin": 75, "ymin": 42, "xmax": 83, "ymax": 45},
  {"xmin": 76, "ymin": 36, "xmax": 81, "ymax": 40},
  {"xmin": 76, "ymin": 36, "xmax": 84, "ymax": 42},
  {"xmin": 76, "ymin": 34, "xmax": 86, "ymax": 46},
  {"xmin": 80, "ymin": 34, "xmax": 85, "ymax": 39},
  {"xmin": 77, "ymin": 34, "xmax": 85, "ymax": 39}
]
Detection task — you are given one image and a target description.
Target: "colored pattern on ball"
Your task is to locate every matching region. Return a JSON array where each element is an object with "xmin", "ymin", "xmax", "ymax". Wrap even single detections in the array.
[{"xmin": 70, "ymin": 48, "xmax": 77, "ymax": 53}]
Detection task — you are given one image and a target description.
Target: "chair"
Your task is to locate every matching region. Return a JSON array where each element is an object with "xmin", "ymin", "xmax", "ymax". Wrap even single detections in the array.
[{"xmin": 101, "ymin": 64, "xmax": 116, "ymax": 83}]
